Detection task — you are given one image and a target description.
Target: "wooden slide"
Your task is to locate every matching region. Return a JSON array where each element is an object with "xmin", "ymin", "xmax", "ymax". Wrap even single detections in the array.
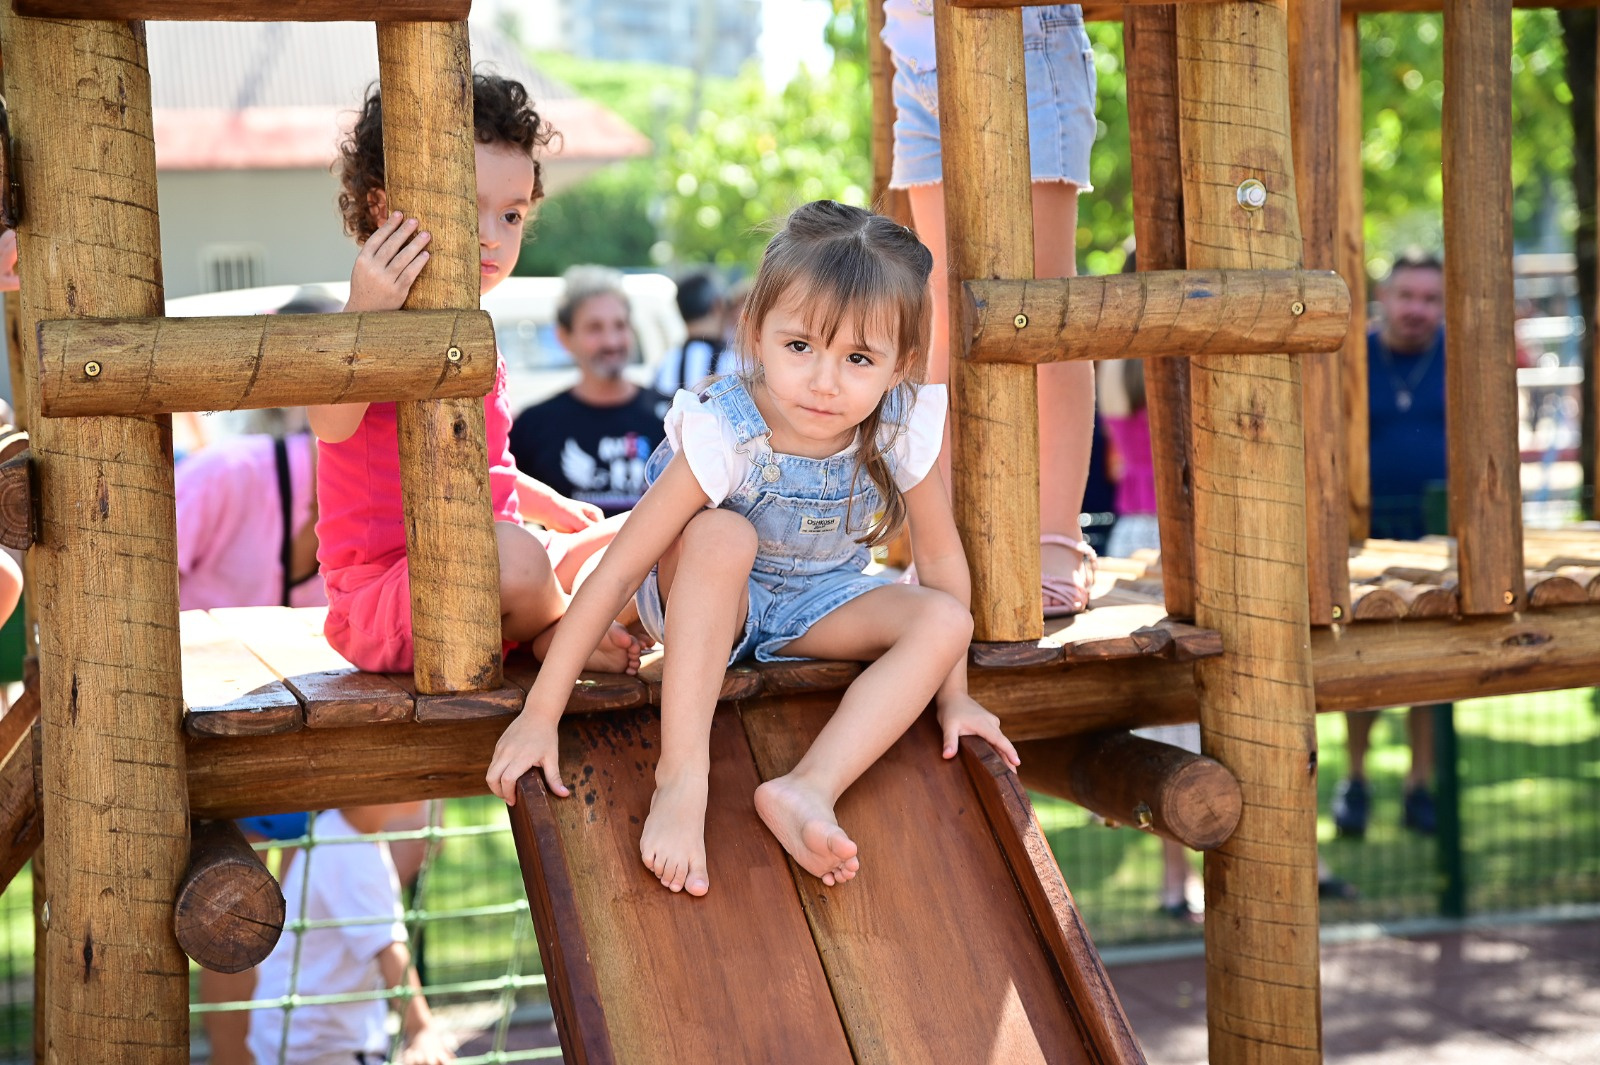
[{"xmin": 509, "ymin": 691, "xmax": 1146, "ymax": 1065}]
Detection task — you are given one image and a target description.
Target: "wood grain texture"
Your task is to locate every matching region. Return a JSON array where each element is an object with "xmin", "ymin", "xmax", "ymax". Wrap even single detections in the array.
[
  {"xmin": 1349, "ymin": 585, "xmax": 1408, "ymax": 620},
  {"xmin": 1444, "ymin": 0, "xmax": 1524, "ymax": 614},
  {"xmin": 1290, "ymin": 0, "xmax": 1353, "ymax": 625},
  {"xmin": 377, "ymin": 21, "xmax": 504, "ymax": 694},
  {"xmin": 1, "ymin": 11, "xmax": 191, "ymax": 1060},
  {"xmin": 37, "ymin": 311, "xmax": 495, "ymax": 417},
  {"xmin": 1017, "ymin": 731, "xmax": 1242, "ymax": 851},
  {"xmin": 743, "ymin": 696, "xmax": 1097, "ymax": 1065},
  {"xmin": 963, "ymin": 270, "xmax": 1349, "ymax": 364},
  {"xmin": 173, "ymin": 819, "xmax": 284, "ymax": 974},
  {"xmin": 1080, "ymin": 0, "xmax": 1597, "ymax": 18},
  {"xmin": 521, "ymin": 707, "xmax": 854, "ymax": 1063},
  {"xmin": 935, "ymin": 1, "xmax": 1042, "ymax": 640},
  {"xmin": 0, "ymin": 719, "xmax": 41, "ymax": 898},
  {"xmin": 180, "ymin": 612, "xmax": 304, "ymax": 737},
  {"xmin": 1175, "ymin": 2, "xmax": 1323, "ymax": 1059},
  {"xmin": 1125, "ymin": 3, "xmax": 1196, "ymax": 620},
  {"xmin": 1339, "ymin": 10, "xmax": 1372, "ymax": 546},
  {"xmin": 14, "ymin": 0, "xmax": 470, "ymax": 17},
  {"xmin": 0, "ymin": 449, "xmax": 33, "ymax": 550},
  {"xmin": 960, "ymin": 737, "xmax": 1146, "ymax": 1065}
]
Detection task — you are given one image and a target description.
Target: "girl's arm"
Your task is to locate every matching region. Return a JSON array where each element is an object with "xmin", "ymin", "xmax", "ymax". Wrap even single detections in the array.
[
  {"xmin": 309, "ymin": 211, "xmax": 433, "ymax": 444},
  {"xmin": 902, "ymin": 470, "xmax": 1020, "ymax": 768},
  {"xmin": 515, "ymin": 473, "xmax": 604, "ymax": 532},
  {"xmin": 487, "ymin": 451, "xmax": 711, "ymax": 802}
]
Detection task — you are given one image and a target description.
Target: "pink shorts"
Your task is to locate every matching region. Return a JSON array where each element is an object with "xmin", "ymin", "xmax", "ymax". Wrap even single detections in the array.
[{"xmin": 323, "ymin": 527, "xmax": 570, "ymax": 673}]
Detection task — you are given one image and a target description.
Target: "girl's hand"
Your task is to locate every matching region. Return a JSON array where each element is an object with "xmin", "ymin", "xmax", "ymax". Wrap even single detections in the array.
[
  {"xmin": 936, "ymin": 694, "xmax": 1021, "ymax": 769},
  {"xmin": 346, "ymin": 211, "xmax": 431, "ymax": 313},
  {"xmin": 519, "ymin": 478, "xmax": 603, "ymax": 533},
  {"xmin": 487, "ymin": 709, "xmax": 568, "ymax": 805}
]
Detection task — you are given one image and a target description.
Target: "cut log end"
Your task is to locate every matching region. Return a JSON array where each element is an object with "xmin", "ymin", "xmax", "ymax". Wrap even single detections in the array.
[{"xmin": 174, "ymin": 819, "xmax": 285, "ymax": 973}]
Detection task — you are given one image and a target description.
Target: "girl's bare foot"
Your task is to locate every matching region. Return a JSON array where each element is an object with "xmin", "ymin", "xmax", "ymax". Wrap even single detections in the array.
[
  {"xmin": 640, "ymin": 776, "xmax": 710, "ymax": 895},
  {"xmin": 531, "ymin": 621, "xmax": 642, "ymax": 675},
  {"xmin": 754, "ymin": 776, "xmax": 859, "ymax": 886}
]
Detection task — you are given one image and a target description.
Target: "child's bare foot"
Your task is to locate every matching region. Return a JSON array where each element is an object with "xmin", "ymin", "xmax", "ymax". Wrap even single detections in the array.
[
  {"xmin": 754, "ymin": 776, "xmax": 859, "ymax": 886},
  {"xmin": 531, "ymin": 621, "xmax": 642, "ymax": 675},
  {"xmin": 639, "ymin": 776, "xmax": 710, "ymax": 895}
]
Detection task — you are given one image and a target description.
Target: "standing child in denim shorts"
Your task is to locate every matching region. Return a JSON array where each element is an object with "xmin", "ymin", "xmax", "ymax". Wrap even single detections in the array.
[
  {"xmin": 883, "ymin": 2, "xmax": 1101, "ymax": 616},
  {"xmin": 489, "ymin": 201, "xmax": 1019, "ymax": 897}
]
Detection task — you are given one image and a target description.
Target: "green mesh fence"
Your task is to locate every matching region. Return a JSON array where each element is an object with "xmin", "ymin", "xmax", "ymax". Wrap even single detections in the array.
[{"xmin": 0, "ymin": 689, "xmax": 1594, "ymax": 1060}]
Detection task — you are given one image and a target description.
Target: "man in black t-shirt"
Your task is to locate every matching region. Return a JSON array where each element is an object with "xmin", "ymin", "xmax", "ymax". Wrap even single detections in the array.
[{"xmin": 509, "ymin": 267, "xmax": 670, "ymax": 516}]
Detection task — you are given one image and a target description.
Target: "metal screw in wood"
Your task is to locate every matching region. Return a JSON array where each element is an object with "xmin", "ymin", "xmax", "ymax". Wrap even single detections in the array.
[
  {"xmin": 1236, "ymin": 178, "xmax": 1267, "ymax": 211},
  {"xmin": 1331, "ymin": 604, "xmax": 1344, "ymax": 621},
  {"xmin": 1504, "ymin": 590, "xmax": 1515, "ymax": 605},
  {"xmin": 1134, "ymin": 801, "xmax": 1153, "ymax": 829},
  {"xmin": 40, "ymin": 901, "xmax": 47, "ymax": 929},
  {"xmin": 446, "ymin": 346, "xmax": 463, "ymax": 364},
  {"xmin": 83, "ymin": 360, "xmax": 101, "ymax": 378},
  {"xmin": 1013, "ymin": 313, "xmax": 1028, "ymax": 329},
  {"xmin": 1291, "ymin": 301, "xmax": 1306, "ymax": 316}
]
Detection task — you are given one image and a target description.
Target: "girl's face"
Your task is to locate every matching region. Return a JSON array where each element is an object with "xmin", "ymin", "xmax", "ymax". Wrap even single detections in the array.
[
  {"xmin": 476, "ymin": 141, "xmax": 537, "ymax": 295},
  {"xmin": 752, "ymin": 291, "xmax": 901, "ymax": 458}
]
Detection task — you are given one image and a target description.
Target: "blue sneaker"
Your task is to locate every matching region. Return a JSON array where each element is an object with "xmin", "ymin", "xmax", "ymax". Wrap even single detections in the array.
[
  {"xmin": 1403, "ymin": 786, "xmax": 1437, "ymax": 834},
  {"xmin": 1332, "ymin": 778, "xmax": 1370, "ymax": 839}
]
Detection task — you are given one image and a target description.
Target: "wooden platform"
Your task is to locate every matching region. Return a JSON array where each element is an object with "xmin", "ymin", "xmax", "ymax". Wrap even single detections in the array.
[{"xmin": 509, "ymin": 695, "xmax": 1144, "ymax": 1065}]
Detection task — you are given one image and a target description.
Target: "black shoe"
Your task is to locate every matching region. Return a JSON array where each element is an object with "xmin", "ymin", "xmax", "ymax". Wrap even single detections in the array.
[
  {"xmin": 1332, "ymin": 778, "xmax": 1370, "ymax": 839},
  {"xmin": 1402, "ymin": 786, "xmax": 1437, "ymax": 834}
]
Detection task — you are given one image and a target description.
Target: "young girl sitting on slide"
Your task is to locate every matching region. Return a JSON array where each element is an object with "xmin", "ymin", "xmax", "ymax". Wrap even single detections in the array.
[
  {"xmin": 310, "ymin": 75, "xmax": 641, "ymax": 676},
  {"xmin": 489, "ymin": 200, "xmax": 1019, "ymax": 897}
]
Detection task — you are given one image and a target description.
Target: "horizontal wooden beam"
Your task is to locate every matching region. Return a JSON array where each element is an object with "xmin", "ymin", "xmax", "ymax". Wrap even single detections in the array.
[
  {"xmin": 180, "ymin": 604, "xmax": 1600, "ymax": 814},
  {"xmin": 1017, "ymin": 731, "xmax": 1242, "ymax": 850},
  {"xmin": 0, "ymin": 450, "xmax": 32, "ymax": 551},
  {"xmin": 38, "ymin": 310, "xmax": 495, "ymax": 418},
  {"xmin": 11, "ymin": 0, "xmax": 470, "ymax": 19},
  {"xmin": 174, "ymin": 818, "xmax": 284, "ymax": 974},
  {"xmin": 1082, "ymin": 0, "xmax": 1593, "ymax": 19},
  {"xmin": 961, "ymin": 269, "xmax": 1349, "ymax": 365}
]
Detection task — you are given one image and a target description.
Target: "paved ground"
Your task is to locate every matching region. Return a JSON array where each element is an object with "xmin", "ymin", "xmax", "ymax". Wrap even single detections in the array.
[
  {"xmin": 1111, "ymin": 920, "xmax": 1600, "ymax": 1064},
  {"xmin": 452, "ymin": 919, "xmax": 1600, "ymax": 1064}
]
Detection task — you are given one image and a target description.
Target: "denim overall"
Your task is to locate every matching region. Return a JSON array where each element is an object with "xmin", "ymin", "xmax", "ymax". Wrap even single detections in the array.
[{"xmin": 635, "ymin": 375, "xmax": 899, "ymax": 664}]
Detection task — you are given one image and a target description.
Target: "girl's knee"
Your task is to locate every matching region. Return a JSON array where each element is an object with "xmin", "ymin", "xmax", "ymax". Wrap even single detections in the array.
[
  {"xmin": 912, "ymin": 588, "xmax": 974, "ymax": 646},
  {"xmin": 496, "ymin": 524, "xmax": 557, "ymax": 601},
  {"xmin": 682, "ymin": 509, "xmax": 757, "ymax": 562}
]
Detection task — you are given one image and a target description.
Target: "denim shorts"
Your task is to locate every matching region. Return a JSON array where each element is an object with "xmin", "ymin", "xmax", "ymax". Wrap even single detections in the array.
[
  {"xmin": 889, "ymin": 5, "xmax": 1096, "ymax": 189},
  {"xmin": 637, "ymin": 564, "xmax": 890, "ymax": 665}
]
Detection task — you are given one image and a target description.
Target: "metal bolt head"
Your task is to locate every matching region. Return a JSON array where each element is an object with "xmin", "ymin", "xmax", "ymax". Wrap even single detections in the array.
[
  {"xmin": 1013, "ymin": 313, "xmax": 1029, "ymax": 330},
  {"xmin": 1331, "ymin": 604, "xmax": 1344, "ymax": 621},
  {"xmin": 446, "ymin": 346, "xmax": 463, "ymax": 364},
  {"xmin": 1504, "ymin": 590, "xmax": 1515, "ymax": 605},
  {"xmin": 1135, "ymin": 801, "xmax": 1153, "ymax": 830},
  {"xmin": 83, "ymin": 360, "xmax": 101, "ymax": 378},
  {"xmin": 1291, "ymin": 300, "xmax": 1306, "ymax": 316},
  {"xmin": 1236, "ymin": 178, "xmax": 1268, "ymax": 211}
]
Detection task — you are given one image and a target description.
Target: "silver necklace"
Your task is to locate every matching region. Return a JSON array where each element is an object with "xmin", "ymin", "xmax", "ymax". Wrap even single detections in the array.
[{"xmin": 1379, "ymin": 341, "xmax": 1438, "ymax": 413}]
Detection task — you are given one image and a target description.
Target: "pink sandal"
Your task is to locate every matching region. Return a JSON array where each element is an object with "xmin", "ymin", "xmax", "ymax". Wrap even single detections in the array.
[{"xmin": 1040, "ymin": 533, "xmax": 1097, "ymax": 618}]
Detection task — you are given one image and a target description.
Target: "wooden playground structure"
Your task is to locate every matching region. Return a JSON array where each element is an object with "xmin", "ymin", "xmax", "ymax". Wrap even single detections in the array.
[{"xmin": 0, "ymin": 0, "xmax": 1595, "ymax": 1061}]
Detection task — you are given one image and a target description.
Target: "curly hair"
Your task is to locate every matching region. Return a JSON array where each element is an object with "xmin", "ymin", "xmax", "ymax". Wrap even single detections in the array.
[{"xmin": 336, "ymin": 73, "xmax": 556, "ymax": 242}]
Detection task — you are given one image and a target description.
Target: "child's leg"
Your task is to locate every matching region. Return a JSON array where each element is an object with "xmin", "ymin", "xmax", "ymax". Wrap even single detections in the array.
[
  {"xmin": 641, "ymin": 509, "xmax": 756, "ymax": 896},
  {"xmin": 754, "ymin": 584, "xmax": 972, "ymax": 885},
  {"xmin": 545, "ymin": 513, "xmax": 628, "ymax": 593},
  {"xmin": 496, "ymin": 523, "xmax": 639, "ymax": 674}
]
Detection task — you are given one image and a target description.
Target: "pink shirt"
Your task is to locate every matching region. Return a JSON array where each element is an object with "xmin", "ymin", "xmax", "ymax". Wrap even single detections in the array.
[
  {"xmin": 176, "ymin": 433, "xmax": 328, "ymax": 610},
  {"xmin": 316, "ymin": 356, "xmax": 523, "ymax": 577},
  {"xmin": 1102, "ymin": 409, "xmax": 1158, "ymax": 517}
]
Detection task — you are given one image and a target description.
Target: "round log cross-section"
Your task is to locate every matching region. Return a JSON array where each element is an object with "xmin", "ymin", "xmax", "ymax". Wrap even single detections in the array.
[{"xmin": 174, "ymin": 819, "xmax": 285, "ymax": 974}]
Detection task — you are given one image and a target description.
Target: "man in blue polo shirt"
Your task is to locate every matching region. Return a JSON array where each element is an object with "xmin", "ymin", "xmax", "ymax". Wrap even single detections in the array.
[{"xmin": 1334, "ymin": 253, "xmax": 1446, "ymax": 838}]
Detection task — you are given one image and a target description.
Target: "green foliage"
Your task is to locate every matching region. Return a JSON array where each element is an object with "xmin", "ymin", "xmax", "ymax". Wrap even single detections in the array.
[{"xmin": 1080, "ymin": 22, "xmax": 1131, "ymax": 276}]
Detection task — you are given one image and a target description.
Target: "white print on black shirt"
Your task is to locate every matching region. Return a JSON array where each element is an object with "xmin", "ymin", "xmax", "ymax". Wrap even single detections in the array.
[{"xmin": 561, "ymin": 434, "xmax": 650, "ymax": 502}]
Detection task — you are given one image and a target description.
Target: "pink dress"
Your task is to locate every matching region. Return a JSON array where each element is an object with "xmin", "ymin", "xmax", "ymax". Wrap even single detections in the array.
[
  {"xmin": 176, "ymin": 433, "xmax": 327, "ymax": 611},
  {"xmin": 316, "ymin": 356, "xmax": 523, "ymax": 671}
]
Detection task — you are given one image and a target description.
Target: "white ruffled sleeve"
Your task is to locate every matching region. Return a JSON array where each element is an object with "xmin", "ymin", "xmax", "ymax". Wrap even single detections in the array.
[
  {"xmin": 890, "ymin": 384, "xmax": 947, "ymax": 491},
  {"xmin": 663, "ymin": 389, "xmax": 747, "ymax": 506}
]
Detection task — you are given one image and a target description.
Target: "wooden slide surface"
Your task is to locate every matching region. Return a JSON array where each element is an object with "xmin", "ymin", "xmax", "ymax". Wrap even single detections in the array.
[{"xmin": 509, "ymin": 692, "xmax": 1145, "ymax": 1065}]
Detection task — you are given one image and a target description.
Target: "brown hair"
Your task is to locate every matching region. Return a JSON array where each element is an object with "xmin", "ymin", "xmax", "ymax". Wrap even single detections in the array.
[
  {"xmin": 336, "ymin": 73, "xmax": 555, "ymax": 242},
  {"xmin": 735, "ymin": 200, "xmax": 934, "ymax": 547}
]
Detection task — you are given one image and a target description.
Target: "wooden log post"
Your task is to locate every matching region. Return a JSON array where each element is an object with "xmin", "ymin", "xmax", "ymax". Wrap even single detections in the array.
[
  {"xmin": 1444, "ymin": 0, "xmax": 1524, "ymax": 613},
  {"xmin": 1338, "ymin": 9, "xmax": 1372, "ymax": 544},
  {"xmin": 174, "ymin": 819, "xmax": 286, "ymax": 974},
  {"xmin": 15, "ymin": 0, "xmax": 470, "ymax": 17},
  {"xmin": 1125, "ymin": 2, "xmax": 1196, "ymax": 620},
  {"xmin": 936, "ymin": 0, "xmax": 1042, "ymax": 642},
  {"xmin": 0, "ymin": 12, "xmax": 191, "ymax": 1061},
  {"xmin": 376, "ymin": 22, "xmax": 506, "ymax": 692},
  {"xmin": 1174, "ymin": 3, "xmax": 1324, "ymax": 1061},
  {"xmin": 1290, "ymin": 0, "xmax": 1352, "ymax": 624},
  {"xmin": 1016, "ymin": 731, "xmax": 1242, "ymax": 851}
]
